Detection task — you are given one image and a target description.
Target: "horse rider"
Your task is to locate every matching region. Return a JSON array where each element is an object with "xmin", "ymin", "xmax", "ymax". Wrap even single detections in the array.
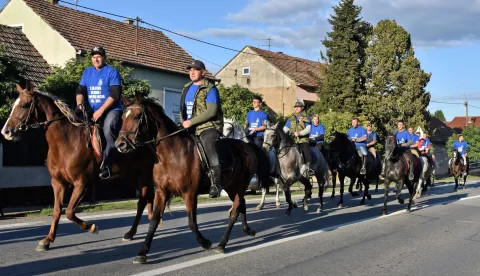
[
  {"xmin": 408, "ymin": 127, "xmax": 420, "ymax": 158},
  {"xmin": 384, "ymin": 120, "xmax": 415, "ymax": 180},
  {"xmin": 244, "ymin": 95, "xmax": 268, "ymax": 149},
  {"xmin": 366, "ymin": 123, "xmax": 378, "ymax": 160},
  {"xmin": 283, "ymin": 99, "xmax": 314, "ymax": 177},
  {"xmin": 180, "ymin": 60, "xmax": 224, "ymax": 198},
  {"xmin": 309, "ymin": 114, "xmax": 325, "ymax": 152},
  {"xmin": 75, "ymin": 46, "xmax": 122, "ymax": 180},
  {"xmin": 449, "ymin": 135, "xmax": 469, "ymax": 175},
  {"xmin": 347, "ymin": 117, "xmax": 368, "ymax": 175},
  {"xmin": 418, "ymin": 132, "xmax": 433, "ymax": 167}
]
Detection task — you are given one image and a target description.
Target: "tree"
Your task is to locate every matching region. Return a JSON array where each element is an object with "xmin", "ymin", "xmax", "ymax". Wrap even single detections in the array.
[
  {"xmin": 319, "ymin": 0, "xmax": 371, "ymax": 114},
  {"xmin": 433, "ymin": 110, "xmax": 446, "ymax": 122},
  {"xmin": 446, "ymin": 126, "xmax": 480, "ymax": 161},
  {"xmin": 218, "ymin": 84, "xmax": 276, "ymax": 123},
  {"xmin": 0, "ymin": 45, "xmax": 25, "ymax": 126},
  {"xmin": 360, "ymin": 20, "xmax": 431, "ymax": 138},
  {"xmin": 40, "ymin": 56, "xmax": 151, "ymax": 106}
]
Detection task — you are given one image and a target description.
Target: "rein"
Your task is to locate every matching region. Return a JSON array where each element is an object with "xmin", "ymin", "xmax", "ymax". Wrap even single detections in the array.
[{"xmin": 11, "ymin": 94, "xmax": 66, "ymax": 132}]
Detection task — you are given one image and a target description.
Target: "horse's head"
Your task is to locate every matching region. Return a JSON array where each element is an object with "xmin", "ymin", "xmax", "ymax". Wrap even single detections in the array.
[
  {"xmin": 328, "ymin": 132, "xmax": 356, "ymax": 166},
  {"xmin": 262, "ymin": 121, "xmax": 279, "ymax": 152},
  {"xmin": 223, "ymin": 117, "xmax": 235, "ymax": 138},
  {"xmin": 1, "ymin": 81, "xmax": 44, "ymax": 141},
  {"xmin": 384, "ymin": 135, "xmax": 398, "ymax": 159},
  {"xmin": 115, "ymin": 94, "xmax": 164, "ymax": 153}
]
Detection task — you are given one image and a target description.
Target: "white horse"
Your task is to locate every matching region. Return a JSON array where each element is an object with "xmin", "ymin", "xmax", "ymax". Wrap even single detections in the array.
[{"xmin": 222, "ymin": 117, "xmax": 286, "ymax": 208}]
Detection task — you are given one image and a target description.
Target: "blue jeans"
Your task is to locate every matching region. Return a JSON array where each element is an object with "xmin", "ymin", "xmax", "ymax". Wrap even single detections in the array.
[
  {"xmin": 100, "ymin": 110, "xmax": 123, "ymax": 168},
  {"xmin": 357, "ymin": 146, "xmax": 368, "ymax": 156}
]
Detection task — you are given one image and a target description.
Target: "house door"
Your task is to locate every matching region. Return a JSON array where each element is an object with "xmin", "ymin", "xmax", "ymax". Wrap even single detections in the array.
[{"xmin": 164, "ymin": 88, "xmax": 182, "ymax": 124}]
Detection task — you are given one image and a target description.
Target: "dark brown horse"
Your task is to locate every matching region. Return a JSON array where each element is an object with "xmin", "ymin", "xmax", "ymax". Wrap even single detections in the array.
[
  {"xmin": 115, "ymin": 96, "xmax": 269, "ymax": 264},
  {"xmin": 382, "ymin": 136, "xmax": 422, "ymax": 214},
  {"xmin": 450, "ymin": 150, "xmax": 468, "ymax": 191},
  {"xmin": 1, "ymin": 82, "xmax": 155, "ymax": 251}
]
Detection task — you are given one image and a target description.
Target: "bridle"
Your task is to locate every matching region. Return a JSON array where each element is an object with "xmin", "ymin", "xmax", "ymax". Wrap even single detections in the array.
[
  {"xmin": 119, "ymin": 104, "xmax": 186, "ymax": 149},
  {"xmin": 9, "ymin": 92, "xmax": 65, "ymax": 132}
]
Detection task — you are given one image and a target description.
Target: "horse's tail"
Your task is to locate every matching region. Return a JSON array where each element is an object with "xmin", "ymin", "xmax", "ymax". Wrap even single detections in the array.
[{"xmin": 249, "ymin": 143, "xmax": 274, "ymax": 189}]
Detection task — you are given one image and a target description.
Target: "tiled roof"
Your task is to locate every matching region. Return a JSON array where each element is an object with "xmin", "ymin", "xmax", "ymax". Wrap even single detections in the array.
[
  {"xmin": 0, "ymin": 24, "xmax": 51, "ymax": 86},
  {"xmin": 429, "ymin": 116, "xmax": 454, "ymax": 143},
  {"xmin": 22, "ymin": 0, "xmax": 214, "ymax": 78},
  {"xmin": 446, "ymin": 116, "xmax": 480, "ymax": 133},
  {"xmin": 248, "ymin": 46, "xmax": 323, "ymax": 87}
]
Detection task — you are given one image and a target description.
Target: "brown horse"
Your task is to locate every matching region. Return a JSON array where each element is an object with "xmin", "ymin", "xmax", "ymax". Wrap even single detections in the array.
[
  {"xmin": 450, "ymin": 150, "xmax": 468, "ymax": 191},
  {"xmin": 115, "ymin": 96, "xmax": 269, "ymax": 264},
  {"xmin": 1, "ymin": 82, "xmax": 155, "ymax": 251}
]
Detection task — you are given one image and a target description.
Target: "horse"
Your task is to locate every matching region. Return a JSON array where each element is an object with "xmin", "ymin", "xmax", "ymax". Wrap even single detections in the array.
[
  {"xmin": 328, "ymin": 133, "xmax": 380, "ymax": 207},
  {"xmin": 414, "ymin": 153, "xmax": 435, "ymax": 199},
  {"xmin": 115, "ymin": 95, "xmax": 271, "ymax": 264},
  {"xmin": 223, "ymin": 117, "xmax": 247, "ymax": 142},
  {"xmin": 0, "ymin": 82, "xmax": 155, "ymax": 251},
  {"xmin": 261, "ymin": 122, "xmax": 330, "ymax": 215},
  {"xmin": 382, "ymin": 136, "xmax": 422, "ymax": 214},
  {"xmin": 450, "ymin": 150, "xmax": 468, "ymax": 191}
]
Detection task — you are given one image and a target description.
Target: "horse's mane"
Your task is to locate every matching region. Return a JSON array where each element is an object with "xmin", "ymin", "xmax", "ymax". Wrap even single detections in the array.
[
  {"xmin": 330, "ymin": 132, "xmax": 354, "ymax": 150},
  {"xmin": 276, "ymin": 124, "xmax": 295, "ymax": 146},
  {"xmin": 34, "ymin": 91, "xmax": 83, "ymax": 126},
  {"xmin": 139, "ymin": 97, "xmax": 179, "ymax": 132}
]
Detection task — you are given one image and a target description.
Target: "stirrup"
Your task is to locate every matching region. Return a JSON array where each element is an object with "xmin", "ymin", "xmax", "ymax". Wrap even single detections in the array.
[
  {"xmin": 209, "ymin": 185, "xmax": 222, "ymax": 198},
  {"xmin": 360, "ymin": 167, "xmax": 366, "ymax": 175}
]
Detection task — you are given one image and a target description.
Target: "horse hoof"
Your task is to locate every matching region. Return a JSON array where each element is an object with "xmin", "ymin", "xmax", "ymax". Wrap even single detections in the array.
[
  {"xmin": 316, "ymin": 208, "xmax": 321, "ymax": 213},
  {"xmin": 293, "ymin": 202, "xmax": 298, "ymax": 208},
  {"xmin": 88, "ymin": 224, "xmax": 99, "ymax": 234},
  {"xmin": 382, "ymin": 210, "xmax": 387, "ymax": 216},
  {"xmin": 276, "ymin": 201, "xmax": 281, "ymax": 208},
  {"xmin": 367, "ymin": 194, "xmax": 372, "ymax": 200},
  {"xmin": 338, "ymin": 204, "xmax": 343, "ymax": 208},
  {"xmin": 359, "ymin": 200, "xmax": 365, "ymax": 205},
  {"xmin": 122, "ymin": 232, "xmax": 135, "ymax": 241},
  {"xmin": 247, "ymin": 228, "xmax": 256, "ymax": 237},
  {"xmin": 36, "ymin": 242, "xmax": 50, "ymax": 252},
  {"xmin": 133, "ymin": 255, "xmax": 147, "ymax": 264},
  {"xmin": 201, "ymin": 239, "xmax": 212, "ymax": 250},
  {"xmin": 255, "ymin": 205, "xmax": 263, "ymax": 211},
  {"xmin": 330, "ymin": 195, "xmax": 335, "ymax": 199},
  {"xmin": 352, "ymin": 192, "xmax": 359, "ymax": 197},
  {"xmin": 406, "ymin": 208, "xmax": 411, "ymax": 213},
  {"xmin": 375, "ymin": 189, "xmax": 378, "ymax": 193},
  {"xmin": 397, "ymin": 199, "xmax": 405, "ymax": 205},
  {"xmin": 303, "ymin": 205, "xmax": 309, "ymax": 211},
  {"xmin": 215, "ymin": 246, "xmax": 225, "ymax": 254}
]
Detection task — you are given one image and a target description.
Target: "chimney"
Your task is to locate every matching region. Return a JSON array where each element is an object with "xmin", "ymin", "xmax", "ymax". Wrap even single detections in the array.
[
  {"xmin": 124, "ymin": 18, "xmax": 134, "ymax": 25},
  {"xmin": 49, "ymin": 0, "xmax": 60, "ymax": 5}
]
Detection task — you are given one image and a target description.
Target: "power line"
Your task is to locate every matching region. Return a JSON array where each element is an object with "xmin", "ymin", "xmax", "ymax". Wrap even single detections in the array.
[{"xmin": 430, "ymin": 100, "xmax": 480, "ymax": 109}]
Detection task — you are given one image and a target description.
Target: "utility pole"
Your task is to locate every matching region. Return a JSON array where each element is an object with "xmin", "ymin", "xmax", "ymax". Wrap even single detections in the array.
[
  {"xmin": 75, "ymin": 0, "xmax": 78, "ymax": 10},
  {"xmin": 464, "ymin": 94, "xmax": 469, "ymax": 127}
]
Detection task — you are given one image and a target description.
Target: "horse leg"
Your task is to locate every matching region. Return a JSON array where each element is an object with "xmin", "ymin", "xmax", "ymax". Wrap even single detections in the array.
[
  {"xmin": 349, "ymin": 177, "xmax": 359, "ymax": 197},
  {"xmin": 317, "ymin": 173, "xmax": 324, "ymax": 213},
  {"xmin": 396, "ymin": 180, "xmax": 405, "ymax": 205},
  {"xmin": 240, "ymin": 197, "xmax": 256, "ymax": 237},
  {"xmin": 338, "ymin": 174, "xmax": 345, "ymax": 208},
  {"xmin": 406, "ymin": 181, "xmax": 415, "ymax": 213},
  {"xmin": 284, "ymin": 186, "xmax": 294, "ymax": 216},
  {"xmin": 382, "ymin": 180, "xmax": 390, "ymax": 215},
  {"xmin": 463, "ymin": 175, "xmax": 467, "ymax": 189},
  {"xmin": 414, "ymin": 177, "xmax": 424, "ymax": 200},
  {"xmin": 36, "ymin": 178, "xmax": 66, "ymax": 251},
  {"xmin": 454, "ymin": 175, "xmax": 459, "ymax": 191},
  {"xmin": 256, "ymin": 187, "xmax": 267, "ymax": 210},
  {"xmin": 360, "ymin": 181, "xmax": 371, "ymax": 205},
  {"xmin": 216, "ymin": 195, "xmax": 242, "ymax": 254},
  {"xmin": 301, "ymin": 178, "xmax": 312, "ymax": 211},
  {"xmin": 133, "ymin": 189, "xmax": 168, "ymax": 264},
  {"xmin": 123, "ymin": 184, "xmax": 152, "ymax": 241},
  {"xmin": 375, "ymin": 175, "xmax": 379, "ymax": 192},
  {"xmin": 330, "ymin": 171, "xmax": 337, "ymax": 198},
  {"xmin": 65, "ymin": 180, "xmax": 97, "ymax": 234},
  {"xmin": 276, "ymin": 181, "xmax": 283, "ymax": 208}
]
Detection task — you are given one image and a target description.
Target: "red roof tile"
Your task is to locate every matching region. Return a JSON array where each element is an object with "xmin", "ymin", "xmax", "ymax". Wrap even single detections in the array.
[
  {"xmin": 0, "ymin": 24, "xmax": 51, "ymax": 86},
  {"xmin": 248, "ymin": 46, "xmax": 323, "ymax": 88},
  {"xmin": 21, "ymin": 0, "xmax": 213, "ymax": 78},
  {"xmin": 446, "ymin": 116, "xmax": 480, "ymax": 133}
]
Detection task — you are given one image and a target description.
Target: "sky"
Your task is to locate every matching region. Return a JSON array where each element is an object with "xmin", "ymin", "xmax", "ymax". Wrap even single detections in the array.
[{"xmin": 2, "ymin": 0, "xmax": 480, "ymax": 121}]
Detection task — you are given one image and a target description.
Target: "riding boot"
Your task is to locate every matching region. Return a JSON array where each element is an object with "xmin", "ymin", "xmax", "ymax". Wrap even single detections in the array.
[
  {"xmin": 360, "ymin": 155, "xmax": 367, "ymax": 175},
  {"xmin": 209, "ymin": 165, "xmax": 222, "ymax": 198},
  {"xmin": 408, "ymin": 158, "xmax": 415, "ymax": 181}
]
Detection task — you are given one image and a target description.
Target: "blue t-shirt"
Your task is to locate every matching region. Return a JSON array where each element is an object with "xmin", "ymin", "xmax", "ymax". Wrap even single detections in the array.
[
  {"xmin": 79, "ymin": 65, "xmax": 122, "ymax": 112},
  {"xmin": 424, "ymin": 138, "xmax": 432, "ymax": 150},
  {"xmin": 285, "ymin": 115, "xmax": 312, "ymax": 129},
  {"xmin": 452, "ymin": 141, "xmax": 469, "ymax": 155},
  {"xmin": 410, "ymin": 134, "xmax": 420, "ymax": 146},
  {"xmin": 246, "ymin": 110, "xmax": 268, "ymax": 137},
  {"xmin": 394, "ymin": 129, "xmax": 411, "ymax": 150},
  {"xmin": 310, "ymin": 124, "xmax": 325, "ymax": 144},
  {"xmin": 347, "ymin": 126, "xmax": 367, "ymax": 147},
  {"xmin": 184, "ymin": 85, "xmax": 219, "ymax": 120}
]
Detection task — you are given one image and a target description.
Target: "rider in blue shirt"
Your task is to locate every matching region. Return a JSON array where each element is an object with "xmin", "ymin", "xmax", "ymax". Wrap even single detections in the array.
[
  {"xmin": 390, "ymin": 120, "xmax": 415, "ymax": 180},
  {"xmin": 347, "ymin": 118, "xmax": 368, "ymax": 175},
  {"xmin": 244, "ymin": 95, "xmax": 268, "ymax": 149},
  {"xmin": 76, "ymin": 47, "xmax": 122, "ymax": 179},
  {"xmin": 451, "ymin": 135, "xmax": 469, "ymax": 174},
  {"xmin": 408, "ymin": 127, "xmax": 420, "ymax": 157},
  {"xmin": 309, "ymin": 115, "xmax": 325, "ymax": 151}
]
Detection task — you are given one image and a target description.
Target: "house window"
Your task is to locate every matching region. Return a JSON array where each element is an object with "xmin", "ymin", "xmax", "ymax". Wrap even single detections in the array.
[
  {"xmin": 242, "ymin": 67, "xmax": 250, "ymax": 75},
  {"xmin": 163, "ymin": 88, "xmax": 182, "ymax": 124}
]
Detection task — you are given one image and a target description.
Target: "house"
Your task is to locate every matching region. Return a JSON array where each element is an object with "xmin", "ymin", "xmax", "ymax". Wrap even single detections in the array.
[
  {"xmin": 429, "ymin": 117, "xmax": 455, "ymax": 176},
  {"xmin": 0, "ymin": 24, "xmax": 51, "ymax": 192},
  {"xmin": 0, "ymin": 0, "xmax": 213, "ymax": 123},
  {"xmin": 215, "ymin": 46, "xmax": 323, "ymax": 115},
  {"xmin": 446, "ymin": 116, "xmax": 480, "ymax": 133}
]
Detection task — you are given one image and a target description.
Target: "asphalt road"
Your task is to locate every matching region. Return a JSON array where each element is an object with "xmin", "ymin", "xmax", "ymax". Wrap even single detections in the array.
[{"xmin": 1, "ymin": 181, "xmax": 480, "ymax": 276}]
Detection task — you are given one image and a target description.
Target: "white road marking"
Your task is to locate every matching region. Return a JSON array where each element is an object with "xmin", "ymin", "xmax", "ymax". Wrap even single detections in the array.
[
  {"xmin": 130, "ymin": 192, "xmax": 480, "ymax": 276},
  {"xmin": 1, "ymin": 98, "xmax": 20, "ymax": 138},
  {"xmin": 0, "ymin": 221, "xmax": 41, "ymax": 230}
]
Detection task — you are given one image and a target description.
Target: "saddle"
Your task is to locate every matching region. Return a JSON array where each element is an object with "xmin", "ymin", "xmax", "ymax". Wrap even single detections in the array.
[{"xmin": 191, "ymin": 135, "xmax": 235, "ymax": 172}]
